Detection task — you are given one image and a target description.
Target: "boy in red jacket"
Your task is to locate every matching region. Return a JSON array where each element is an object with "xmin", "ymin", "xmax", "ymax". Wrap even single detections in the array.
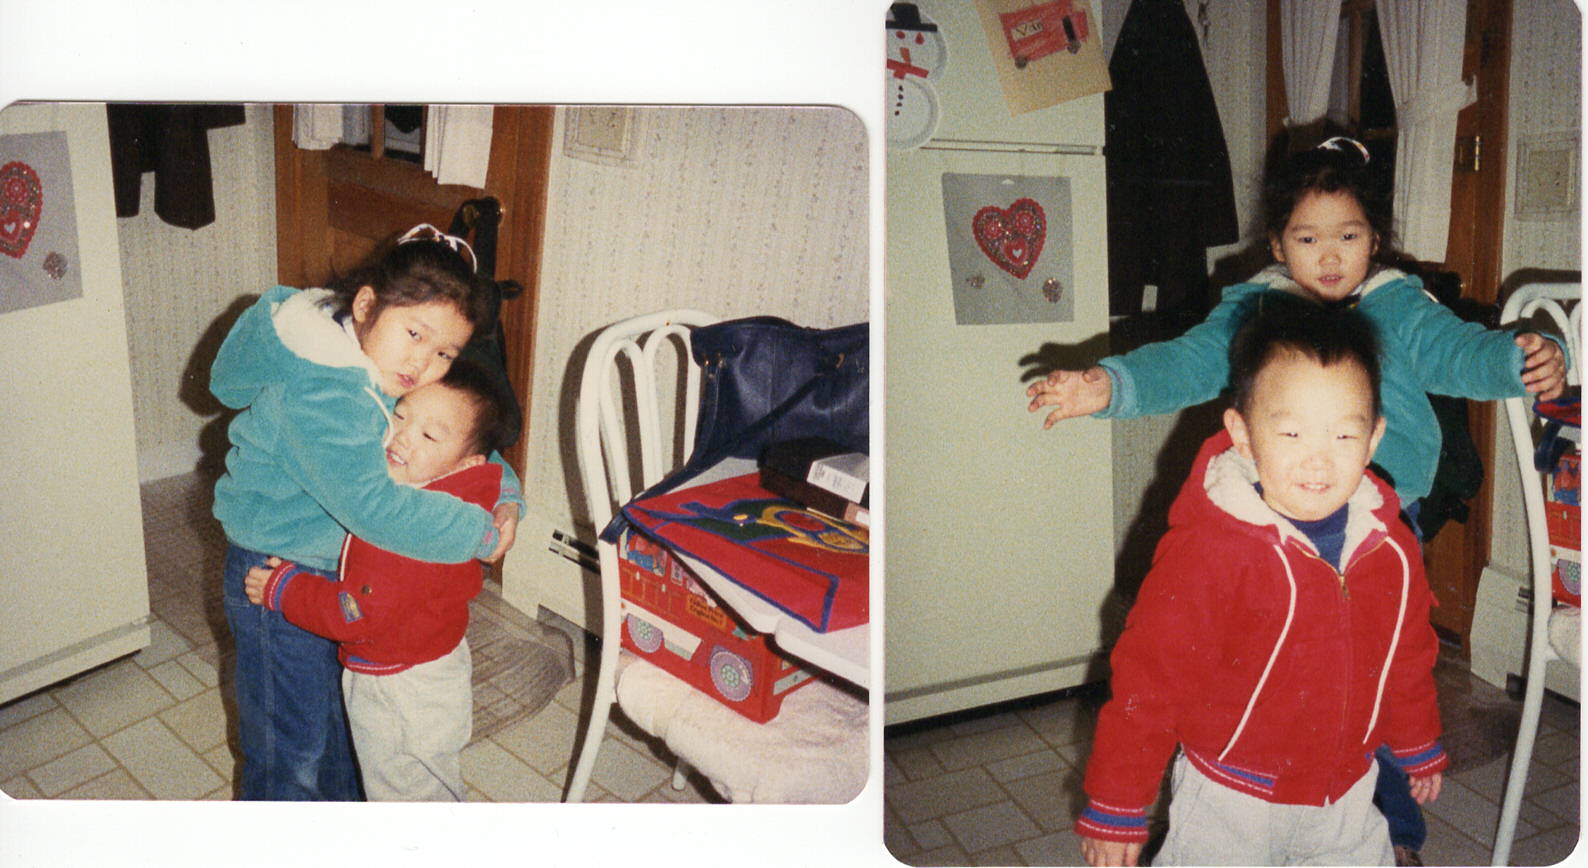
[
  {"xmin": 1077, "ymin": 295, "xmax": 1446, "ymax": 866},
  {"xmin": 245, "ymin": 361, "xmax": 515, "ymax": 801}
]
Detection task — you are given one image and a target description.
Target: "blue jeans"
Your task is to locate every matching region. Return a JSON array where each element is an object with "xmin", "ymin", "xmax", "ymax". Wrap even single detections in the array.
[
  {"xmin": 1375, "ymin": 745, "xmax": 1426, "ymax": 849},
  {"xmin": 223, "ymin": 543, "xmax": 363, "ymax": 801}
]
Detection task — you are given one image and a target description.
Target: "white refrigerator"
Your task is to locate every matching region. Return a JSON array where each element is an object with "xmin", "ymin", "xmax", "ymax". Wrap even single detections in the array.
[
  {"xmin": 0, "ymin": 103, "xmax": 151, "ymax": 704},
  {"xmin": 885, "ymin": 0, "xmax": 1115, "ymax": 723}
]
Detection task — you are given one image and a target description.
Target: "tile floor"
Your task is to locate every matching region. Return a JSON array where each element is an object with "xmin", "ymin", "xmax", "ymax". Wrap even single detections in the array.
[
  {"xmin": 884, "ymin": 651, "xmax": 1581, "ymax": 866},
  {"xmin": 0, "ymin": 472, "xmax": 720, "ymax": 805}
]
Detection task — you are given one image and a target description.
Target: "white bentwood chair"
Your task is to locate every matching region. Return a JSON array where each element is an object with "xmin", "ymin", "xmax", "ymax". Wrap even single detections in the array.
[
  {"xmin": 1491, "ymin": 283, "xmax": 1581, "ymax": 866},
  {"xmin": 564, "ymin": 310, "xmax": 868, "ymax": 805},
  {"xmin": 566, "ymin": 309, "xmax": 717, "ymax": 803}
]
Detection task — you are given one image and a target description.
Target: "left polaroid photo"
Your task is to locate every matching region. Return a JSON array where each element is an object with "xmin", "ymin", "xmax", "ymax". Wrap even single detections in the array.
[{"xmin": 0, "ymin": 102, "xmax": 870, "ymax": 811}]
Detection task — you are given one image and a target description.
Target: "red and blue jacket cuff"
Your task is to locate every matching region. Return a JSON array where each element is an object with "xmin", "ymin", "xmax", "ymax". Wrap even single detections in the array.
[
  {"xmin": 1075, "ymin": 798, "xmax": 1150, "ymax": 843},
  {"xmin": 260, "ymin": 560, "xmax": 307, "ymax": 612},
  {"xmin": 1389, "ymin": 741, "xmax": 1449, "ymax": 777}
]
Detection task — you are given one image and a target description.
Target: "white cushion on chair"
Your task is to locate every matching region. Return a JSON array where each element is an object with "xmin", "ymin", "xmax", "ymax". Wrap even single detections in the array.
[
  {"xmin": 1549, "ymin": 606, "xmax": 1581, "ymax": 668},
  {"xmin": 615, "ymin": 653, "xmax": 867, "ymax": 803}
]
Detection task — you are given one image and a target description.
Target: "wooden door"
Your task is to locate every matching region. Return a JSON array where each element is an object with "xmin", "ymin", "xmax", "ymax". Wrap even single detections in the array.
[
  {"xmin": 273, "ymin": 104, "xmax": 555, "ymax": 471},
  {"xmin": 1425, "ymin": 0, "xmax": 1511, "ymax": 644},
  {"xmin": 1266, "ymin": 0, "xmax": 1512, "ymax": 644}
]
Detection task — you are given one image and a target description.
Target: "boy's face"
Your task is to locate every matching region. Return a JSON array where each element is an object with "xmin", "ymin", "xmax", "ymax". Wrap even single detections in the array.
[
  {"xmin": 384, "ymin": 382, "xmax": 485, "ymax": 485},
  {"xmin": 1223, "ymin": 350, "xmax": 1386, "ymax": 522},
  {"xmin": 1269, "ymin": 190, "xmax": 1378, "ymax": 302}
]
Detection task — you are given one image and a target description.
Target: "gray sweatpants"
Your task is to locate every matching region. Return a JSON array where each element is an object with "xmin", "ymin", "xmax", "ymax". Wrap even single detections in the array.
[
  {"xmin": 342, "ymin": 639, "xmax": 473, "ymax": 801},
  {"xmin": 1155, "ymin": 753, "xmax": 1394, "ymax": 866}
]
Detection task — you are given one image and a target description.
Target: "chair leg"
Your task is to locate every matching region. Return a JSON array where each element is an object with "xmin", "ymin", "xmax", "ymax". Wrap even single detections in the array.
[
  {"xmin": 1492, "ymin": 658, "xmax": 1550, "ymax": 865},
  {"xmin": 564, "ymin": 644, "xmax": 622, "ymax": 802},
  {"xmin": 671, "ymin": 758, "xmax": 690, "ymax": 791}
]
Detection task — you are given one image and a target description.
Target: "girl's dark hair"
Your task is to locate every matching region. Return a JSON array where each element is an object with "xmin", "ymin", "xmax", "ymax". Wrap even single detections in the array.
[
  {"xmin": 1261, "ymin": 129, "xmax": 1397, "ymax": 262},
  {"xmin": 324, "ymin": 233, "xmax": 498, "ymax": 331},
  {"xmin": 1229, "ymin": 291, "xmax": 1382, "ymax": 419},
  {"xmin": 437, "ymin": 359, "xmax": 518, "ymax": 457}
]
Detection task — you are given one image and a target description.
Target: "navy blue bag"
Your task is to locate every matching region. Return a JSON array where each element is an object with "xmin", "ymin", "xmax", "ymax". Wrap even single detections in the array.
[{"xmin": 599, "ymin": 316, "xmax": 869, "ymax": 542}]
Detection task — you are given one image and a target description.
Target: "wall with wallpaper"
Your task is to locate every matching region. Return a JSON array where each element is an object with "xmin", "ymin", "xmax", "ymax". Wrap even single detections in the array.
[
  {"xmin": 115, "ymin": 102, "xmax": 277, "ymax": 482},
  {"xmin": 1489, "ymin": 0, "xmax": 1582, "ymax": 577},
  {"xmin": 524, "ymin": 105, "xmax": 870, "ymax": 533}
]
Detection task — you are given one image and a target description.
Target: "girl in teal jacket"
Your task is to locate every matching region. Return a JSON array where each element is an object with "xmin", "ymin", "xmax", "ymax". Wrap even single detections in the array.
[
  {"xmin": 210, "ymin": 225, "xmax": 525, "ymax": 800},
  {"xmin": 1027, "ymin": 137, "xmax": 1566, "ymax": 510}
]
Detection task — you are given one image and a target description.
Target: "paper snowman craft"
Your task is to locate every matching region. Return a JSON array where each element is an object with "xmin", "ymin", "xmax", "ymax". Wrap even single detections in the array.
[{"xmin": 886, "ymin": 3, "xmax": 948, "ymax": 151}]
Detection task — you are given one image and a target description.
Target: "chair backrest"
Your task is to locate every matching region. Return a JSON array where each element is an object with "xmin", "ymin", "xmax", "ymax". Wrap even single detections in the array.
[
  {"xmin": 1499, "ymin": 283, "xmax": 1580, "ymax": 614},
  {"xmin": 1501, "ymin": 282, "xmax": 1581, "ymax": 389},
  {"xmin": 575, "ymin": 310, "xmax": 720, "ymax": 539}
]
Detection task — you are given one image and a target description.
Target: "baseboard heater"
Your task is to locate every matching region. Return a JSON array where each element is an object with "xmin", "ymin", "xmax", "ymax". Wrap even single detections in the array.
[{"xmin": 548, "ymin": 528, "xmax": 598, "ymax": 573}]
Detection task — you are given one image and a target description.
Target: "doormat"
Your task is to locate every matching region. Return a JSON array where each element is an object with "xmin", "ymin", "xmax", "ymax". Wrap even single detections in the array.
[{"xmin": 467, "ymin": 592, "xmax": 576, "ymax": 739}]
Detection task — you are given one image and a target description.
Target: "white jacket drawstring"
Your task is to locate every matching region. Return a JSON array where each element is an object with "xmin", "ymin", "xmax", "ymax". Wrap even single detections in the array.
[
  {"xmin": 1219, "ymin": 542, "xmax": 1298, "ymax": 761},
  {"xmin": 1363, "ymin": 538, "xmax": 1411, "ymax": 741}
]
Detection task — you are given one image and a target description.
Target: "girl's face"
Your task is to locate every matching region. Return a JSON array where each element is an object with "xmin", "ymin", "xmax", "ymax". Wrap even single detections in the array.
[
  {"xmin": 1269, "ymin": 190, "xmax": 1378, "ymax": 302},
  {"xmin": 351, "ymin": 286, "xmax": 474, "ymax": 397}
]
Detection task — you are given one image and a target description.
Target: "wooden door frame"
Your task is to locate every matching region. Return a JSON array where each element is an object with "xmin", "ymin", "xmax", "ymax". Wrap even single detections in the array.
[
  {"xmin": 1265, "ymin": 0, "xmax": 1512, "ymax": 644},
  {"xmin": 273, "ymin": 104, "xmax": 555, "ymax": 472}
]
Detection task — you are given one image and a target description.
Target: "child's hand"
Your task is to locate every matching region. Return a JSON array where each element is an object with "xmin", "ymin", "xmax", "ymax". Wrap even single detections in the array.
[
  {"xmin": 1408, "ymin": 771, "xmax": 1443, "ymax": 805},
  {"xmin": 1516, "ymin": 332, "xmax": 1567, "ymax": 400},
  {"xmin": 1027, "ymin": 366, "xmax": 1112, "ymax": 429},
  {"xmin": 242, "ymin": 556, "xmax": 282, "ymax": 606},
  {"xmin": 1081, "ymin": 837, "xmax": 1142, "ymax": 867},
  {"xmin": 485, "ymin": 503, "xmax": 519, "ymax": 564}
]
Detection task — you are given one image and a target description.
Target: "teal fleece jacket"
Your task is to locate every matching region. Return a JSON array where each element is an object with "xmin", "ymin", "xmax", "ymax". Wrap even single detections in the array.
[
  {"xmin": 211, "ymin": 286, "xmax": 525, "ymax": 571},
  {"xmin": 1097, "ymin": 265, "xmax": 1544, "ymax": 505}
]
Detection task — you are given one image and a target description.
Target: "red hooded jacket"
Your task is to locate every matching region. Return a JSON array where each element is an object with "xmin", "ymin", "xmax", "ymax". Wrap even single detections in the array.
[
  {"xmin": 1076, "ymin": 431, "xmax": 1447, "ymax": 844},
  {"xmin": 260, "ymin": 462, "xmax": 502, "ymax": 675}
]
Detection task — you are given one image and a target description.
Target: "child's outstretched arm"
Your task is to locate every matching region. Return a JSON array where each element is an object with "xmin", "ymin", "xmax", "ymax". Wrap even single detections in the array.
[
  {"xmin": 1081, "ymin": 837, "xmax": 1143, "ymax": 867},
  {"xmin": 1027, "ymin": 366, "xmax": 1112, "ymax": 428},
  {"xmin": 1516, "ymin": 332, "xmax": 1567, "ymax": 400}
]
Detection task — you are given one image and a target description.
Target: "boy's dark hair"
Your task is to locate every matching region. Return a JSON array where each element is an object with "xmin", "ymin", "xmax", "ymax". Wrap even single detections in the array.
[
  {"xmin": 1229, "ymin": 292, "xmax": 1382, "ymax": 419},
  {"xmin": 438, "ymin": 359, "xmax": 518, "ymax": 457},
  {"xmin": 1262, "ymin": 127, "xmax": 1398, "ymax": 264},
  {"xmin": 325, "ymin": 234, "xmax": 500, "ymax": 330}
]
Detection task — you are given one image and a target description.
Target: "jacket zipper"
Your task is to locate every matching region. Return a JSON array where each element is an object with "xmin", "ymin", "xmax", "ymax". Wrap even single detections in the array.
[{"xmin": 1287, "ymin": 534, "xmax": 1387, "ymax": 796}]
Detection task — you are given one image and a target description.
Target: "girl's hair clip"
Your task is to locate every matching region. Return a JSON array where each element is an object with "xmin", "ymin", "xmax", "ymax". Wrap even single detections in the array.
[
  {"xmin": 396, "ymin": 223, "xmax": 478, "ymax": 273},
  {"xmin": 1318, "ymin": 136, "xmax": 1371, "ymax": 164}
]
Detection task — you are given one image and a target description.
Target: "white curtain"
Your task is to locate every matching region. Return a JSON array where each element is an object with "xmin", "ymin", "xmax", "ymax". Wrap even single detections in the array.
[
  {"xmin": 291, "ymin": 104, "xmax": 345, "ymax": 150},
  {"xmin": 1281, "ymin": 0, "xmax": 1344, "ymax": 126},
  {"xmin": 290, "ymin": 105, "xmax": 495, "ymax": 189},
  {"xmin": 424, "ymin": 105, "xmax": 494, "ymax": 188},
  {"xmin": 1379, "ymin": 0, "xmax": 1475, "ymax": 262}
]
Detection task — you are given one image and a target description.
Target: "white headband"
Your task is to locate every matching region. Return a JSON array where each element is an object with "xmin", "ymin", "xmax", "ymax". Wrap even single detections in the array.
[
  {"xmin": 397, "ymin": 223, "xmax": 478, "ymax": 273},
  {"xmin": 1319, "ymin": 136, "xmax": 1371, "ymax": 164}
]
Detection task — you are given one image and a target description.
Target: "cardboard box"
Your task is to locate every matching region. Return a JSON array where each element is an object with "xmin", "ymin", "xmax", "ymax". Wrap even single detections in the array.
[{"xmin": 617, "ymin": 532, "xmax": 815, "ymax": 723}]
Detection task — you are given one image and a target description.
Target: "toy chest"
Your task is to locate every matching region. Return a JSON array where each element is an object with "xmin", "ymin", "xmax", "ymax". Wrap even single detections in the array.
[{"xmin": 617, "ymin": 531, "xmax": 815, "ymax": 723}]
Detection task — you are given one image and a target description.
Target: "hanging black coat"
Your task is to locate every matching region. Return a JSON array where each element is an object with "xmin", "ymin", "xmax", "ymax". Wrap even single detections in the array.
[
  {"xmin": 107, "ymin": 104, "xmax": 245, "ymax": 230},
  {"xmin": 1104, "ymin": 0, "xmax": 1239, "ymax": 321}
]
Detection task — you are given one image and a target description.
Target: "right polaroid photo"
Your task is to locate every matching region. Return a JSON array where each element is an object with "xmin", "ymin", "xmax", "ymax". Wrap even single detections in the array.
[{"xmin": 882, "ymin": 2, "xmax": 1583, "ymax": 866}]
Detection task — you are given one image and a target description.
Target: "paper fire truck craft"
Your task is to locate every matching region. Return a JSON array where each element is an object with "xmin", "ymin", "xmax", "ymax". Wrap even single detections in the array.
[
  {"xmin": 616, "ymin": 472, "xmax": 870, "ymax": 722},
  {"xmin": 999, "ymin": 0, "xmax": 1090, "ymax": 65},
  {"xmin": 618, "ymin": 530, "xmax": 817, "ymax": 723}
]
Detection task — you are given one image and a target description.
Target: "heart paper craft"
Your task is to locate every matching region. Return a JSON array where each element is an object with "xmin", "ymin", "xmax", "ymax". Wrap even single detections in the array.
[
  {"xmin": 972, "ymin": 197, "xmax": 1045, "ymax": 280},
  {"xmin": 0, "ymin": 161, "xmax": 43, "ymax": 260}
]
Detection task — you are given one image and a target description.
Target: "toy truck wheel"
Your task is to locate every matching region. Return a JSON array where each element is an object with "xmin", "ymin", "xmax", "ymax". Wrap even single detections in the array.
[
  {"xmin": 626, "ymin": 615, "xmax": 664, "ymax": 653},
  {"xmin": 708, "ymin": 647, "xmax": 754, "ymax": 702}
]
